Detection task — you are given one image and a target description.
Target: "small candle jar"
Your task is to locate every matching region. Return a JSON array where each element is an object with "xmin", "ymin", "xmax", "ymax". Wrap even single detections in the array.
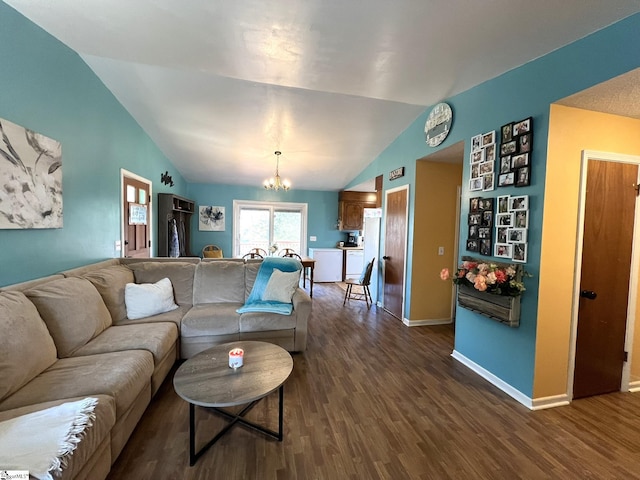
[{"xmin": 229, "ymin": 348, "xmax": 244, "ymax": 369}]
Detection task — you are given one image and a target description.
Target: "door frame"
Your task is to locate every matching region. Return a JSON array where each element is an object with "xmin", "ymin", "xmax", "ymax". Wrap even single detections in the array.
[
  {"xmin": 382, "ymin": 184, "xmax": 409, "ymax": 321},
  {"xmin": 568, "ymin": 150, "xmax": 640, "ymax": 398},
  {"xmin": 120, "ymin": 169, "xmax": 153, "ymax": 258}
]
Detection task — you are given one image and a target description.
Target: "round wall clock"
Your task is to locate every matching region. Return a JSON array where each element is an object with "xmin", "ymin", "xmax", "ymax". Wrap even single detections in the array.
[{"xmin": 424, "ymin": 102, "xmax": 453, "ymax": 147}]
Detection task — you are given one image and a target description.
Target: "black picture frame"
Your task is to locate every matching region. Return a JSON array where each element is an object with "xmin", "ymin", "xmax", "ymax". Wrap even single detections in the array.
[
  {"xmin": 479, "ymin": 239, "xmax": 492, "ymax": 256},
  {"xmin": 468, "ymin": 213, "xmax": 481, "ymax": 225},
  {"xmin": 515, "ymin": 166, "xmax": 530, "ymax": 187},
  {"xmin": 469, "ymin": 225, "xmax": 478, "ymax": 239},
  {"xmin": 470, "ymin": 197, "xmax": 480, "ymax": 212},
  {"xmin": 466, "ymin": 238, "xmax": 479, "ymax": 252},
  {"xmin": 518, "ymin": 133, "xmax": 532, "ymax": 153},
  {"xmin": 500, "ymin": 156, "xmax": 512, "ymax": 173},
  {"xmin": 498, "ymin": 172, "xmax": 515, "ymax": 187},
  {"xmin": 478, "ymin": 198, "xmax": 494, "ymax": 211},
  {"xmin": 513, "ymin": 117, "xmax": 532, "ymax": 136},
  {"xmin": 477, "ymin": 226, "xmax": 492, "ymax": 239},
  {"xmin": 500, "ymin": 140, "xmax": 517, "ymax": 156},
  {"xmin": 482, "ymin": 210, "xmax": 493, "ymax": 227},
  {"xmin": 511, "ymin": 153, "xmax": 529, "ymax": 169},
  {"xmin": 501, "ymin": 123, "xmax": 513, "ymax": 143}
]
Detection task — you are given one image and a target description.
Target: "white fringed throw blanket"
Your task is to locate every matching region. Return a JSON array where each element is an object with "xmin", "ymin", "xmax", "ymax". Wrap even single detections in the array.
[{"xmin": 0, "ymin": 397, "xmax": 98, "ymax": 480}]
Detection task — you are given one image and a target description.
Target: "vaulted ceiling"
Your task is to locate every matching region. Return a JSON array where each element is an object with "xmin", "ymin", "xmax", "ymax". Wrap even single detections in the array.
[{"xmin": 5, "ymin": 0, "xmax": 640, "ymax": 190}]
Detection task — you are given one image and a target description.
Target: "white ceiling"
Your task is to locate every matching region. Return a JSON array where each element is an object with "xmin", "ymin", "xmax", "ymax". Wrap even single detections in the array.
[{"xmin": 5, "ymin": 1, "xmax": 640, "ymax": 191}]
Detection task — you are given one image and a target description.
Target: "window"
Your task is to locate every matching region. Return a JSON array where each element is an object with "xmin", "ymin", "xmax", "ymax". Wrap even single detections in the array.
[{"xmin": 233, "ymin": 200, "xmax": 307, "ymax": 257}]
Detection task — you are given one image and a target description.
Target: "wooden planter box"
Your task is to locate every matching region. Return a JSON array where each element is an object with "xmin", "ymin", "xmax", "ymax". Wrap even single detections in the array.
[{"xmin": 457, "ymin": 284, "xmax": 520, "ymax": 327}]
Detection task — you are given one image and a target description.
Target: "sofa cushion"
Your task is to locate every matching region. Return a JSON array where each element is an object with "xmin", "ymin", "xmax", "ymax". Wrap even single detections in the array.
[
  {"xmin": 239, "ymin": 311, "xmax": 298, "ymax": 332},
  {"xmin": 128, "ymin": 262, "xmax": 196, "ymax": 306},
  {"xmin": 81, "ymin": 265, "xmax": 134, "ymax": 323},
  {"xmin": 124, "ymin": 278, "xmax": 178, "ymax": 320},
  {"xmin": 0, "ymin": 291, "xmax": 58, "ymax": 402},
  {"xmin": 0, "ymin": 351, "xmax": 154, "ymax": 418},
  {"xmin": 112, "ymin": 304, "xmax": 189, "ymax": 328},
  {"xmin": 193, "ymin": 260, "xmax": 246, "ymax": 304},
  {"xmin": 181, "ymin": 304, "xmax": 242, "ymax": 337},
  {"xmin": 72, "ymin": 322, "xmax": 178, "ymax": 364},
  {"xmin": 25, "ymin": 277, "xmax": 112, "ymax": 358}
]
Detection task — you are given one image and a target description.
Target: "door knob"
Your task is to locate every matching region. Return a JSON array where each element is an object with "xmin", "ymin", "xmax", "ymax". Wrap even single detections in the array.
[
  {"xmin": 580, "ymin": 290, "xmax": 597, "ymax": 300},
  {"xmin": 382, "ymin": 256, "xmax": 390, "ymax": 260}
]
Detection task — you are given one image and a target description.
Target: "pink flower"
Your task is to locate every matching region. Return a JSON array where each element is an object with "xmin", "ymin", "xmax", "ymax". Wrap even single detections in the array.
[
  {"xmin": 440, "ymin": 268, "xmax": 450, "ymax": 280},
  {"xmin": 495, "ymin": 270, "xmax": 507, "ymax": 283},
  {"xmin": 463, "ymin": 261, "xmax": 477, "ymax": 270},
  {"xmin": 486, "ymin": 272, "xmax": 497, "ymax": 284},
  {"xmin": 466, "ymin": 272, "xmax": 476, "ymax": 283},
  {"xmin": 474, "ymin": 274, "xmax": 488, "ymax": 291}
]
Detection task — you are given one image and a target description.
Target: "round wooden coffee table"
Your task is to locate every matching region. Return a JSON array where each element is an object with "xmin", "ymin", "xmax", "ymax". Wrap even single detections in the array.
[{"xmin": 173, "ymin": 341, "xmax": 293, "ymax": 465}]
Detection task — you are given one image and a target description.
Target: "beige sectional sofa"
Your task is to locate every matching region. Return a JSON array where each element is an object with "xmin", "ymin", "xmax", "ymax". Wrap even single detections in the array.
[{"xmin": 0, "ymin": 257, "xmax": 311, "ymax": 480}]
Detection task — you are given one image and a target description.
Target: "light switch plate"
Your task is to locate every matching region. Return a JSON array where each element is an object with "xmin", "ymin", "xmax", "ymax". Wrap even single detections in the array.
[{"xmin": 310, "ymin": 236, "xmax": 317, "ymax": 241}]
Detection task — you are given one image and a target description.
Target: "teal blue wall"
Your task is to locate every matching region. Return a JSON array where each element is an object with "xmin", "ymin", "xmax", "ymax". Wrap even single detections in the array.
[
  {"xmin": 187, "ymin": 183, "xmax": 342, "ymax": 256},
  {"xmin": 0, "ymin": 2, "xmax": 187, "ymax": 286},
  {"xmin": 346, "ymin": 13, "xmax": 640, "ymax": 397}
]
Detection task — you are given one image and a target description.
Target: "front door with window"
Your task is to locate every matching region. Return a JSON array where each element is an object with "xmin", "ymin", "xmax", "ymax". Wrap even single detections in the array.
[{"xmin": 123, "ymin": 173, "xmax": 151, "ymax": 258}]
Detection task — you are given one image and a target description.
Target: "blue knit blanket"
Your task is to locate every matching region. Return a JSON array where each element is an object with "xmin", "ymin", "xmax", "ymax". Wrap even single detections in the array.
[{"xmin": 236, "ymin": 257, "xmax": 302, "ymax": 315}]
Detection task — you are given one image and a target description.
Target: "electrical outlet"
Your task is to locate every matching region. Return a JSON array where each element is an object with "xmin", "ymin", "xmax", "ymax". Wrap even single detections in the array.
[
  {"xmin": 115, "ymin": 240, "xmax": 122, "ymax": 251},
  {"xmin": 310, "ymin": 236, "xmax": 317, "ymax": 241},
  {"xmin": 438, "ymin": 246, "xmax": 444, "ymax": 255}
]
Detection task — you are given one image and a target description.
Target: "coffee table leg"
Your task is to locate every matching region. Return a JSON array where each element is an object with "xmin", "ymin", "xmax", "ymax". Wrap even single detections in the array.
[{"xmin": 188, "ymin": 385, "xmax": 285, "ymax": 466}]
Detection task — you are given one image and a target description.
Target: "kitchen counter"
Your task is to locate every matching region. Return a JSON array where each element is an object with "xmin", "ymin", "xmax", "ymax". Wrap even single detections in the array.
[{"xmin": 337, "ymin": 246, "xmax": 363, "ymax": 250}]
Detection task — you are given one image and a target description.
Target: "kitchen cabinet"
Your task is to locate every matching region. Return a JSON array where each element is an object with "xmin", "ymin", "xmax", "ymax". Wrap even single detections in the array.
[
  {"xmin": 338, "ymin": 191, "xmax": 376, "ymax": 231},
  {"xmin": 158, "ymin": 193, "xmax": 194, "ymax": 257}
]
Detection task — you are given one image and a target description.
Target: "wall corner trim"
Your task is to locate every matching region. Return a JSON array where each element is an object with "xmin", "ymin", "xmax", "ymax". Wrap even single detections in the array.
[{"xmin": 403, "ymin": 317, "xmax": 452, "ymax": 327}]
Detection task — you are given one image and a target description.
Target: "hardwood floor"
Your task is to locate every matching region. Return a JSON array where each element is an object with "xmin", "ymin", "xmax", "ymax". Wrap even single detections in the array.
[{"xmin": 108, "ymin": 283, "xmax": 640, "ymax": 479}]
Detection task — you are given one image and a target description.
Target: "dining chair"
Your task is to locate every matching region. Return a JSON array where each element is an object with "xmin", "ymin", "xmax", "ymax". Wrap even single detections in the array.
[
  {"xmin": 343, "ymin": 257, "xmax": 375, "ymax": 309},
  {"xmin": 202, "ymin": 245, "xmax": 223, "ymax": 258}
]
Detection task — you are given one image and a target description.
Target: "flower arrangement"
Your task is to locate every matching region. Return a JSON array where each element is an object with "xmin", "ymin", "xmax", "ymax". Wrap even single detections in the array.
[
  {"xmin": 440, "ymin": 260, "xmax": 526, "ymax": 297},
  {"xmin": 269, "ymin": 243, "xmax": 278, "ymax": 254}
]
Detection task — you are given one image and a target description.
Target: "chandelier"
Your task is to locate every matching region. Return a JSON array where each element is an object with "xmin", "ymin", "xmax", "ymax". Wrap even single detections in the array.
[{"xmin": 263, "ymin": 151, "xmax": 291, "ymax": 191}]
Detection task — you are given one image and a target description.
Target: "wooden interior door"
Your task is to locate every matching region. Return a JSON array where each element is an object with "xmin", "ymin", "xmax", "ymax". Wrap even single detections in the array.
[
  {"xmin": 573, "ymin": 159, "xmax": 637, "ymax": 398},
  {"xmin": 383, "ymin": 186, "xmax": 408, "ymax": 320},
  {"xmin": 123, "ymin": 175, "xmax": 151, "ymax": 258}
]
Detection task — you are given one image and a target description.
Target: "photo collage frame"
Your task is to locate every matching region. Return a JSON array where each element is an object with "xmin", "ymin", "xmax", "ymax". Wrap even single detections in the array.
[
  {"xmin": 469, "ymin": 130, "xmax": 496, "ymax": 192},
  {"xmin": 494, "ymin": 194, "xmax": 529, "ymax": 263},
  {"xmin": 467, "ymin": 196, "xmax": 494, "ymax": 256},
  {"xmin": 498, "ymin": 117, "xmax": 533, "ymax": 188}
]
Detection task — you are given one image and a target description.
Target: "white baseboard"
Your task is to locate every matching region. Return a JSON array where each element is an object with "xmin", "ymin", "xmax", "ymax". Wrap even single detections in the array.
[
  {"xmin": 403, "ymin": 317, "xmax": 453, "ymax": 327},
  {"xmin": 451, "ymin": 350, "xmax": 572, "ymax": 410},
  {"xmin": 629, "ymin": 380, "xmax": 640, "ymax": 392}
]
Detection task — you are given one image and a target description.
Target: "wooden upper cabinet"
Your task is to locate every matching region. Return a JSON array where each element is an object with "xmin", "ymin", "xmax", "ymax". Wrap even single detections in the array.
[{"xmin": 338, "ymin": 190, "xmax": 377, "ymax": 231}]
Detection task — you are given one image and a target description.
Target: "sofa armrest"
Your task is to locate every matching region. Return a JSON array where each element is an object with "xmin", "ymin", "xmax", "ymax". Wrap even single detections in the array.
[{"xmin": 291, "ymin": 288, "xmax": 311, "ymax": 352}]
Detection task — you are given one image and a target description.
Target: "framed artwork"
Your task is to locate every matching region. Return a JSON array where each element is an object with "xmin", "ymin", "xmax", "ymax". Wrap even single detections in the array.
[
  {"xmin": 497, "ymin": 195, "xmax": 510, "ymax": 214},
  {"xmin": 479, "ymin": 161, "xmax": 494, "ymax": 175},
  {"xmin": 199, "ymin": 205, "xmax": 225, "ymax": 231},
  {"xmin": 496, "ymin": 212, "xmax": 514, "ymax": 227},
  {"xmin": 467, "ymin": 238, "xmax": 479, "ymax": 252},
  {"xmin": 496, "ymin": 226, "xmax": 508, "ymax": 243},
  {"xmin": 471, "ymin": 149, "xmax": 485, "ymax": 164},
  {"xmin": 0, "ymin": 117, "xmax": 63, "ymax": 229},
  {"xmin": 512, "ymin": 242, "xmax": 528, "ymax": 263},
  {"xmin": 479, "ymin": 239, "xmax": 492, "ymax": 256},
  {"xmin": 494, "ymin": 243, "xmax": 512, "ymax": 258},
  {"xmin": 472, "ymin": 134, "xmax": 483, "ymax": 152},
  {"xmin": 508, "ymin": 228, "xmax": 528, "ymax": 243},
  {"xmin": 470, "ymin": 177, "xmax": 483, "ymax": 191},
  {"xmin": 512, "ymin": 153, "xmax": 529, "ymax": 169},
  {"xmin": 485, "ymin": 144, "xmax": 496, "ymax": 162},
  {"xmin": 501, "ymin": 123, "xmax": 513, "ymax": 143},
  {"xmin": 500, "ymin": 141, "xmax": 517, "ymax": 156},
  {"xmin": 509, "ymin": 195, "xmax": 528, "ymax": 211},
  {"xmin": 513, "ymin": 117, "xmax": 532, "ymax": 135},
  {"xmin": 471, "ymin": 163, "xmax": 480, "ymax": 179},
  {"xmin": 498, "ymin": 172, "xmax": 514, "ymax": 187},
  {"xmin": 482, "ymin": 131, "xmax": 496, "ymax": 146},
  {"xmin": 469, "ymin": 213, "xmax": 481, "ymax": 225},
  {"xmin": 478, "ymin": 198, "xmax": 494, "ymax": 211},
  {"xmin": 515, "ymin": 166, "xmax": 530, "ymax": 187},
  {"xmin": 482, "ymin": 210, "xmax": 493, "ymax": 227},
  {"xmin": 518, "ymin": 133, "xmax": 532, "ymax": 153},
  {"xmin": 477, "ymin": 227, "xmax": 491, "ymax": 239},
  {"xmin": 514, "ymin": 210, "xmax": 529, "ymax": 228},
  {"xmin": 483, "ymin": 173, "xmax": 495, "ymax": 192},
  {"xmin": 470, "ymin": 197, "xmax": 480, "ymax": 212},
  {"xmin": 500, "ymin": 156, "xmax": 512, "ymax": 174}
]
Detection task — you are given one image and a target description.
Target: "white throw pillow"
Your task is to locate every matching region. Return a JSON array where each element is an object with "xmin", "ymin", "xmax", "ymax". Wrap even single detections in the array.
[
  {"xmin": 262, "ymin": 268, "xmax": 300, "ymax": 303},
  {"xmin": 124, "ymin": 277, "xmax": 179, "ymax": 320}
]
